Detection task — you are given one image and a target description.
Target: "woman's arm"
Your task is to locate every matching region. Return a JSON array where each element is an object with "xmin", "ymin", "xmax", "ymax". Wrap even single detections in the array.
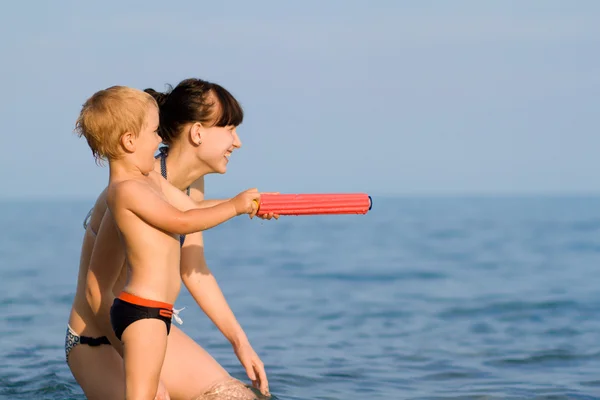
[
  {"xmin": 188, "ymin": 176, "xmax": 229, "ymax": 208},
  {"xmin": 180, "ymin": 233, "xmax": 269, "ymax": 393},
  {"xmin": 181, "ymin": 230, "xmax": 271, "ymax": 396},
  {"xmin": 85, "ymin": 208, "xmax": 126, "ymax": 356},
  {"xmin": 183, "ymin": 176, "xmax": 248, "ymax": 344},
  {"xmin": 180, "ymin": 232, "xmax": 249, "ymax": 346},
  {"xmin": 183, "ymin": 176, "xmax": 270, "ymax": 394}
]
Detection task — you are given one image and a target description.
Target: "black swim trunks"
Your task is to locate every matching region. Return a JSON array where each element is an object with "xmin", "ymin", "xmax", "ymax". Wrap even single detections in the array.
[{"xmin": 110, "ymin": 291, "xmax": 174, "ymax": 341}]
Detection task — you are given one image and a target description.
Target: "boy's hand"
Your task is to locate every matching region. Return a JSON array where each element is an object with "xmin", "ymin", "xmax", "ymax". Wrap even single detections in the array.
[{"xmin": 231, "ymin": 188, "xmax": 260, "ymax": 218}]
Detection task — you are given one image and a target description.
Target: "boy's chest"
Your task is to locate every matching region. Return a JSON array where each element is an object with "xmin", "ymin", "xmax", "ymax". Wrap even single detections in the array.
[{"xmin": 146, "ymin": 177, "xmax": 168, "ymax": 202}]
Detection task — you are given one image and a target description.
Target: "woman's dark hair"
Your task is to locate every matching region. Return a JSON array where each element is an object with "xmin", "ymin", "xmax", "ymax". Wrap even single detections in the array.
[{"xmin": 144, "ymin": 78, "xmax": 244, "ymax": 145}]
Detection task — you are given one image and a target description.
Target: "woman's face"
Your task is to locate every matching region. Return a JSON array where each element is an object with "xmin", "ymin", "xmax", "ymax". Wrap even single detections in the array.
[{"xmin": 196, "ymin": 124, "xmax": 242, "ymax": 174}]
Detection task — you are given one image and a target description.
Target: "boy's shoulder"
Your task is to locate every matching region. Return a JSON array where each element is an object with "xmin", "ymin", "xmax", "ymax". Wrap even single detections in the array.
[
  {"xmin": 108, "ymin": 177, "xmax": 142, "ymax": 194},
  {"xmin": 147, "ymin": 170, "xmax": 166, "ymax": 185},
  {"xmin": 107, "ymin": 173, "xmax": 161, "ymax": 206},
  {"xmin": 108, "ymin": 171, "xmax": 162, "ymax": 191}
]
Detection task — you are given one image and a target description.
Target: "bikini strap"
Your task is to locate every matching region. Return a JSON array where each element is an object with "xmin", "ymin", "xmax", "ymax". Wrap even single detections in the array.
[
  {"xmin": 83, "ymin": 207, "xmax": 93, "ymax": 230},
  {"xmin": 158, "ymin": 147, "xmax": 190, "ymax": 247},
  {"xmin": 158, "ymin": 147, "xmax": 190, "ymax": 194},
  {"xmin": 159, "ymin": 147, "xmax": 168, "ymax": 179}
]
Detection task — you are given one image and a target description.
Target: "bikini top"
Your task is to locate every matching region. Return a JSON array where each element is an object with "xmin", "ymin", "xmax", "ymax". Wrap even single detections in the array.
[
  {"xmin": 82, "ymin": 147, "xmax": 191, "ymax": 248},
  {"xmin": 157, "ymin": 147, "xmax": 191, "ymax": 247}
]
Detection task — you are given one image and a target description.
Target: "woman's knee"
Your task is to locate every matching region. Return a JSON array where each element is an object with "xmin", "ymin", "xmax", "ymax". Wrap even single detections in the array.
[{"xmin": 192, "ymin": 377, "xmax": 263, "ymax": 400}]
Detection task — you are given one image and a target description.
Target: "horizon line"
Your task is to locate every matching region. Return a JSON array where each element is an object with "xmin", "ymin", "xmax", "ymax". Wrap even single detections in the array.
[{"xmin": 2, "ymin": 191, "xmax": 600, "ymax": 202}]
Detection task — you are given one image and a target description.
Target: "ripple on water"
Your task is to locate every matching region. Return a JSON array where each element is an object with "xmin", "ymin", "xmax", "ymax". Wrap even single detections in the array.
[{"xmin": 486, "ymin": 348, "xmax": 600, "ymax": 368}]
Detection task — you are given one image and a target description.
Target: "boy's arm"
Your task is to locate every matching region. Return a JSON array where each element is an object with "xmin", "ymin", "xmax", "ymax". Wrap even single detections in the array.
[
  {"xmin": 189, "ymin": 177, "xmax": 279, "ymax": 219},
  {"xmin": 85, "ymin": 209, "xmax": 125, "ymax": 356},
  {"xmin": 197, "ymin": 198, "xmax": 229, "ymax": 208},
  {"xmin": 109, "ymin": 177, "xmax": 257, "ymax": 235}
]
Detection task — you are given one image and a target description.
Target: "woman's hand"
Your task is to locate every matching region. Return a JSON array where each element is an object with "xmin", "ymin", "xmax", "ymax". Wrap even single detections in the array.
[
  {"xmin": 257, "ymin": 211, "xmax": 279, "ymax": 220},
  {"xmin": 233, "ymin": 341, "xmax": 270, "ymax": 396},
  {"xmin": 256, "ymin": 192, "xmax": 280, "ymax": 221}
]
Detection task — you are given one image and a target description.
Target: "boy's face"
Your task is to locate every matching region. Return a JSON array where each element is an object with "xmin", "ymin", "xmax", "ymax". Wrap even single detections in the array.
[{"xmin": 136, "ymin": 105, "xmax": 161, "ymax": 173}]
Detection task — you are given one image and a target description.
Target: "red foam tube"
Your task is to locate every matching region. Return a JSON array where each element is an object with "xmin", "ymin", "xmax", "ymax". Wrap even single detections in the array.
[{"xmin": 256, "ymin": 193, "xmax": 373, "ymax": 216}]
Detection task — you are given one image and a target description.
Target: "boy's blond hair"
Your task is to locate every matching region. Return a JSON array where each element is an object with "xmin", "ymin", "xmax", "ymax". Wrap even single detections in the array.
[{"xmin": 75, "ymin": 86, "xmax": 157, "ymax": 163}]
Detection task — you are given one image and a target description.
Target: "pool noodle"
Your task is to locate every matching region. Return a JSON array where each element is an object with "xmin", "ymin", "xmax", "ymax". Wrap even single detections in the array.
[{"xmin": 255, "ymin": 193, "xmax": 372, "ymax": 216}]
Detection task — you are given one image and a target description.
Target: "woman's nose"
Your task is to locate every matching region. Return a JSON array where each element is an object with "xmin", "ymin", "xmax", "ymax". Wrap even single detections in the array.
[{"xmin": 232, "ymin": 130, "xmax": 242, "ymax": 148}]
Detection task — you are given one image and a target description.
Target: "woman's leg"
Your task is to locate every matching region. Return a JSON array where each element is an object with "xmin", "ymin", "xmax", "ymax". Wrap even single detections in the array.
[
  {"xmin": 67, "ymin": 343, "xmax": 126, "ymax": 400},
  {"xmin": 67, "ymin": 331, "xmax": 170, "ymax": 400},
  {"xmin": 160, "ymin": 325, "xmax": 237, "ymax": 400},
  {"xmin": 68, "ymin": 324, "xmax": 255, "ymax": 400}
]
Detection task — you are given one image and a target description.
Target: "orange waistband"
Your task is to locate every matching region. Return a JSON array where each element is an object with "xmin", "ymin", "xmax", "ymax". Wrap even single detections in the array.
[{"xmin": 118, "ymin": 291, "xmax": 173, "ymax": 310}]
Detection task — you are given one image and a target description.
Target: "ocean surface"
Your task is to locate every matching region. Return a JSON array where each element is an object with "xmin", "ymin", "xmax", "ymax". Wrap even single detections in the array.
[{"xmin": 1, "ymin": 196, "xmax": 600, "ymax": 399}]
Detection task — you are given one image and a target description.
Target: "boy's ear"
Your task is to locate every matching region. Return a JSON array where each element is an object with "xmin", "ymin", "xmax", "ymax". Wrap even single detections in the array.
[
  {"xmin": 190, "ymin": 122, "xmax": 203, "ymax": 146},
  {"xmin": 121, "ymin": 131, "xmax": 136, "ymax": 153}
]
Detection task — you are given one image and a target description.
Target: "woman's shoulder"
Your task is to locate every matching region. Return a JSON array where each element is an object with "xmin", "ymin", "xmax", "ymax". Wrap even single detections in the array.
[{"xmin": 188, "ymin": 176, "xmax": 205, "ymax": 202}]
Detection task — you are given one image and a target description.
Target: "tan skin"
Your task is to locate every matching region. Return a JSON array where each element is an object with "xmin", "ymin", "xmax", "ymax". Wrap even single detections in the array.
[{"xmin": 67, "ymin": 103, "xmax": 275, "ymax": 399}]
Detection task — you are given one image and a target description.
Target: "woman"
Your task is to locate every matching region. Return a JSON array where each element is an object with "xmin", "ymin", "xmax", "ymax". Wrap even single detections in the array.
[{"xmin": 66, "ymin": 78, "xmax": 276, "ymax": 399}]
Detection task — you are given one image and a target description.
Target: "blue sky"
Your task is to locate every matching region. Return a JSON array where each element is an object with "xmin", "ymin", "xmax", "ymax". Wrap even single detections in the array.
[{"xmin": 0, "ymin": 1, "xmax": 598, "ymax": 199}]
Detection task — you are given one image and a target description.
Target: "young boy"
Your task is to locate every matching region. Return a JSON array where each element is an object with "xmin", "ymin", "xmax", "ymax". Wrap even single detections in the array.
[{"xmin": 75, "ymin": 85, "xmax": 260, "ymax": 400}]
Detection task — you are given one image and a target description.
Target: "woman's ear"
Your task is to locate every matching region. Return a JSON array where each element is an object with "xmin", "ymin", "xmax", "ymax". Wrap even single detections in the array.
[
  {"xmin": 190, "ymin": 122, "xmax": 203, "ymax": 145},
  {"xmin": 120, "ymin": 131, "xmax": 136, "ymax": 153}
]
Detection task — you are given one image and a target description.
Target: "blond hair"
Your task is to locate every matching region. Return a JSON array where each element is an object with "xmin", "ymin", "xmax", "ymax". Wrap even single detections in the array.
[{"xmin": 75, "ymin": 86, "xmax": 157, "ymax": 163}]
